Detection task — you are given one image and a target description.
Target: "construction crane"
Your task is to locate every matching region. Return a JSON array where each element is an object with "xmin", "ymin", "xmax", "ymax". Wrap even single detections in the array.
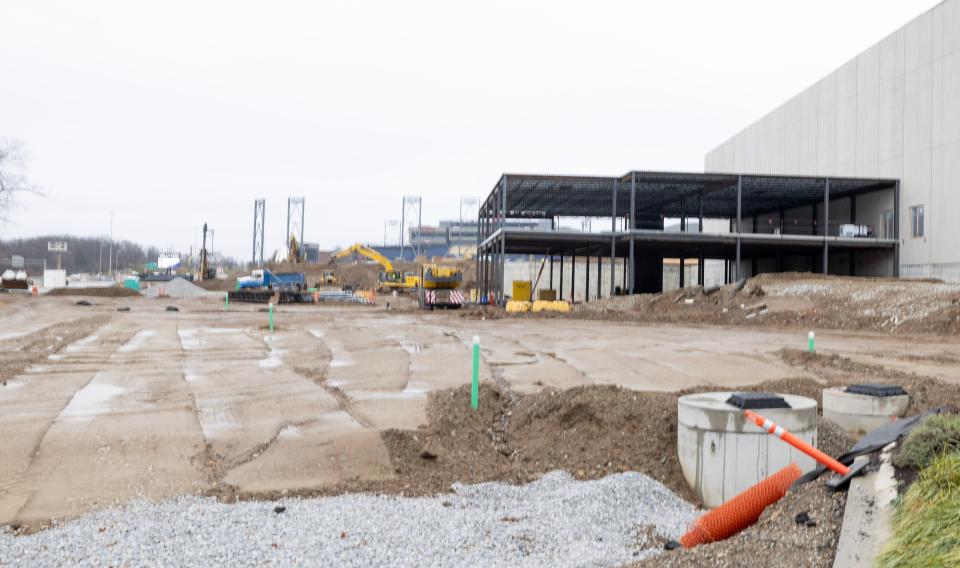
[
  {"xmin": 330, "ymin": 243, "xmax": 420, "ymax": 292},
  {"xmin": 419, "ymin": 263, "xmax": 464, "ymax": 309},
  {"xmin": 199, "ymin": 223, "xmax": 215, "ymax": 280}
]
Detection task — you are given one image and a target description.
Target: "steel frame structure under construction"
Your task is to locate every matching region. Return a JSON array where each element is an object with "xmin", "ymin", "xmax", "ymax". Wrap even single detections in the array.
[{"xmin": 477, "ymin": 171, "xmax": 899, "ymax": 305}]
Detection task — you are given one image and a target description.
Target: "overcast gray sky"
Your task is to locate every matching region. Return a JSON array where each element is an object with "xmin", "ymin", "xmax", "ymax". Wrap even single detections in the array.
[{"xmin": 0, "ymin": 0, "xmax": 941, "ymax": 260}]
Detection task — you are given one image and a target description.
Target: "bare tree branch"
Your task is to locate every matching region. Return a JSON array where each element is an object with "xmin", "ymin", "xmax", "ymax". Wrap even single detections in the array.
[{"xmin": 0, "ymin": 138, "xmax": 41, "ymax": 222}]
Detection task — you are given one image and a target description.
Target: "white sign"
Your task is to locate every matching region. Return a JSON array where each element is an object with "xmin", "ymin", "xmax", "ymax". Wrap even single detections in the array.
[
  {"xmin": 11, "ymin": 255, "xmax": 24, "ymax": 268},
  {"xmin": 48, "ymin": 241, "xmax": 68, "ymax": 252},
  {"xmin": 158, "ymin": 253, "xmax": 181, "ymax": 269}
]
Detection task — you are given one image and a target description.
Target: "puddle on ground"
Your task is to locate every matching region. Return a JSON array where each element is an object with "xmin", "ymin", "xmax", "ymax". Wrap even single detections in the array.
[
  {"xmin": 65, "ymin": 334, "xmax": 100, "ymax": 353},
  {"xmin": 259, "ymin": 336, "xmax": 284, "ymax": 368},
  {"xmin": 401, "ymin": 341, "xmax": 424, "ymax": 355},
  {"xmin": 177, "ymin": 329, "xmax": 203, "ymax": 350},
  {"xmin": 198, "ymin": 406, "xmax": 239, "ymax": 439},
  {"xmin": 119, "ymin": 330, "xmax": 155, "ymax": 352},
  {"xmin": 277, "ymin": 425, "xmax": 301, "ymax": 439},
  {"xmin": 60, "ymin": 381, "xmax": 125, "ymax": 421}
]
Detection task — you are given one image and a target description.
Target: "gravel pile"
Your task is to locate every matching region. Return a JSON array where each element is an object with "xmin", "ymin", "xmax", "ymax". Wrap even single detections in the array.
[
  {"xmin": 0, "ymin": 471, "xmax": 697, "ymax": 567},
  {"xmin": 143, "ymin": 277, "xmax": 209, "ymax": 299}
]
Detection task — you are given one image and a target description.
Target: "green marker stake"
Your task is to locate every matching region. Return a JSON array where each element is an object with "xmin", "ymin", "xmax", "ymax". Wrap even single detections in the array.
[
  {"xmin": 471, "ymin": 335, "xmax": 480, "ymax": 410},
  {"xmin": 224, "ymin": 292, "xmax": 229, "ymax": 311},
  {"xmin": 808, "ymin": 331, "xmax": 815, "ymax": 353},
  {"xmin": 269, "ymin": 302, "xmax": 274, "ymax": 332}
]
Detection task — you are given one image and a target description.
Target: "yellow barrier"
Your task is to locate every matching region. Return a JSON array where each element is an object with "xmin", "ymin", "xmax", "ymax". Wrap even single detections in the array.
[
  {"xmin": 505, "ymin": 300, "xmax": 531, "ymax": 313},
  {"xmin": 531, "ymin": 300, "xmax": 549, "ymax": 313}
]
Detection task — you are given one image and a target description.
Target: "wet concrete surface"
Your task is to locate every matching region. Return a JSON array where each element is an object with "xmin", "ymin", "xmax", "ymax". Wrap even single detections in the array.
[{"xmin": 0, "ymin": 294, "xmax": 958, "ymax": 527}]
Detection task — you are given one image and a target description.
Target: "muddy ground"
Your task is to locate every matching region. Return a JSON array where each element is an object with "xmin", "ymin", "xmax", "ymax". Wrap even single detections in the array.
[
  {"xmin": 1, "ymin": 285, "xmax": 959, "ymax": 564},
  {"xmin": 571, "ymin": 272, "xmax": 960, "ymax": 336}
]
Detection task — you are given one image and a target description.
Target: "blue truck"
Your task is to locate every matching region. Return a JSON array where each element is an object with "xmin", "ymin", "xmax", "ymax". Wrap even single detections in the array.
[
  {"xmin": 237, "ymin": 269, "xmax": 305, "ymax": 291},
  {"xmin": 230, "ymin": 269, "xmax": 308, "ymax": 303}
]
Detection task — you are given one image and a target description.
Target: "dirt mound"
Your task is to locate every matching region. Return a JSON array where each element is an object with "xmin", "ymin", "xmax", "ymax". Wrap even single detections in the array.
[
  {"xmin": 381, "ymin": 383, "xmax": 690, "ymax": 497},
  {"xmin": 570, "ymin": 273, "xmax": 960, "ymax": 335},
  {"xmin": 776, "ymin": 348, "xmax": 960, "ymax": 415},
  {"xmin": 46, "ymin": 286, "xmax": 140, "ymax": 298}
]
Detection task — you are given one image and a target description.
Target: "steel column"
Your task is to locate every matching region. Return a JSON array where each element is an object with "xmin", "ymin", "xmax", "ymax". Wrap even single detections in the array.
[
  {"xmin": 735, "ymin": 175, "xmax": 742, "ymax": 281},
  {"xmin": 559, "ymin": 256, "xmax": 564, "ymax": 300},
  {"xmin": 697, "ymin": 249, "xmax": 704, "ymax": 286},
  {"xmin": 571, "ymin": 252, "xmax": 576, "ymax": 303},
  {"xmin": 849, "ymin": 194, "xmax": 856, "ymax": 275},
  {"xmin": 476, "ymin": 205, "xmax": 483, "ymax": 300},
  {"xmin": 894, "ymin": 181, "xmax": 900, "ymax": 277},
  {"xmin": 629, "ymin": 172, "xmax": 636, "ymax": 294},
  {"xmin": 823, "ymin": 178, "xmax": 830, "ymax": 275},
  {"xmin": 585, "ymin": 253, "xmax": 590, "ymax": 301},
  {"xmin": 698, "ymin": 194, "xmax": 704, "ymax": 233},
  {"xmin": 610, "ymin": 179, "xmax": 617, "ymax": 296},
  {"xmin": 499, "ymin": 176, "xmax": 507, "ymax": 305},
  {"xmin": 596, "ymin": 250, "xmax": 602, "ymax": 299}
]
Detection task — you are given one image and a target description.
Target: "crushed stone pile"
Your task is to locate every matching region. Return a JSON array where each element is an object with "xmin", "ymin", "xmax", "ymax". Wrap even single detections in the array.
[
  {"xmin": 0, "ymin": 471, "xmax": 697, "ymax": 567},
  {"xmin": 142, "ymin": 277, "xmax": 209, "ymax": 299}
]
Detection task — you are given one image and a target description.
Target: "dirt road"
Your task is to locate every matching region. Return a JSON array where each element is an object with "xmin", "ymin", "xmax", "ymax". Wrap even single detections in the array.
[{"xmin": 1, "ymin": 293, "xmax": 958, "ymax": 528}]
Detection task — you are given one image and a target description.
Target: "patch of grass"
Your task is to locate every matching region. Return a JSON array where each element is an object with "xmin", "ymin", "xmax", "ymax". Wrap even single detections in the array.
[
  {"xmin": 894, "ymin": 414, "xmax": 960, "ymax": 469},
  {"xmin": 879, "ymin": 452, "xmax": 960, "ymax": 568}
]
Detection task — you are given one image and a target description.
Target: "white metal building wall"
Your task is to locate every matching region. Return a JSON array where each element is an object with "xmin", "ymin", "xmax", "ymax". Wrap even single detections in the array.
[{"xmin": 706, "ymin": 0, "xmax": 960, "ymax": 281}]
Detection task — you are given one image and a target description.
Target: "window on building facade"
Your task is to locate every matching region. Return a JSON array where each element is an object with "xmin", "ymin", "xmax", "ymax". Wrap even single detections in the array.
[{"xmin": 910, "ymin": 205, "xmax": 924, "ymax": 238}]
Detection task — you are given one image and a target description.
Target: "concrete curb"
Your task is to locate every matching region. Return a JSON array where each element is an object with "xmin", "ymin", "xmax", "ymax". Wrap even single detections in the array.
[{"xmin": 832, "ymin": 443, "xmax": 898, "ymax": 567}]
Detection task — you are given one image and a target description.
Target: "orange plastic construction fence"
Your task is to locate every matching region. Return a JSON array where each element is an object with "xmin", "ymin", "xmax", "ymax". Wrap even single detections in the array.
[{"xmin": 680, "ymin": 462, "xmax": 802, "ymax": 548}]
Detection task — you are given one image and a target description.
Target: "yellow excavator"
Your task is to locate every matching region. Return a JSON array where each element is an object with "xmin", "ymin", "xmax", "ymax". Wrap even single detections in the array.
[{"xmin": 330, "ymin": 243, "xmax": 420, "ymax": 293}]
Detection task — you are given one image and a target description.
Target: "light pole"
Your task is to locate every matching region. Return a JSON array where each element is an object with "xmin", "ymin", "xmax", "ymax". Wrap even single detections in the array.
[
  {"xmin": 108, "ymin": 211, "xmax": 114, "ymax": 279},
  {"xmin": 98, "ymin": 242, "xmax": 103, "ymax": 277}
]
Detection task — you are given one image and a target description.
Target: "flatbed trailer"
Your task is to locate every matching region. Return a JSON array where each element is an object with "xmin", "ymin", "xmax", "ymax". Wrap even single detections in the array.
[{"xmin": 227, "ymin": 290, "xmax": 313, "ymax": 304}]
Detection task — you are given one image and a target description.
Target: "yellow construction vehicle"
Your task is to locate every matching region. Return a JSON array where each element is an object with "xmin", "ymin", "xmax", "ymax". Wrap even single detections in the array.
[
  {"xmin": 319, "ymin": 270, "xmax": 336, "ymax": 285},
  {"xmin": 287, "ymin": 234, "xmax": 301, "ymax": 264},
  {"xmin": 419, "ymin": 263, "xmax": 464, "ymax": 309},
  {"xmin": 330, "ymin": 243, "xmax": 420, "ymax": 292}
]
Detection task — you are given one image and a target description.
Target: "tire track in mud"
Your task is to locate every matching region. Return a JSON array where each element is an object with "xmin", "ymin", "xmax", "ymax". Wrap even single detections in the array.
[
  {"xmin": 294, "ymin": 328, "xmax": 375, "ymax": 430},
  {"xmin": 177, "ymin": 323, "xmax": 225, "ymax": 488},
  {"xmin": 9, "ymin": 323, "xmax": 138, "ymax": 523},
  {"xmin": 0, "ymin": 315, "xmax": 110, "ymax": 385}
]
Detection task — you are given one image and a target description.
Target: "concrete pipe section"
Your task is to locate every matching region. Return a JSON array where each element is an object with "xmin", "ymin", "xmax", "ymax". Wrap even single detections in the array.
[
  {"xmin": 823, "ymin": 384, "xmax": 909, "ymax": 436},
  {"xmin": 677, "ymin": 392, "xmax": 817, "ymax": 507}
]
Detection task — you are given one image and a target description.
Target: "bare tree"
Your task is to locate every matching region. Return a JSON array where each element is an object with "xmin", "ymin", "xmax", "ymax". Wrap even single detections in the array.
[{"xmin": 0, "ymin": 138, "xmax": 40, "ymax": 221}]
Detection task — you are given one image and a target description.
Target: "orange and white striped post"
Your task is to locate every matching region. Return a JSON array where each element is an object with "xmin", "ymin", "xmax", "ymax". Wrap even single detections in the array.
[{"xmin": 744, "ymin": 409, "xmax": 849, "ymax": 476}]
